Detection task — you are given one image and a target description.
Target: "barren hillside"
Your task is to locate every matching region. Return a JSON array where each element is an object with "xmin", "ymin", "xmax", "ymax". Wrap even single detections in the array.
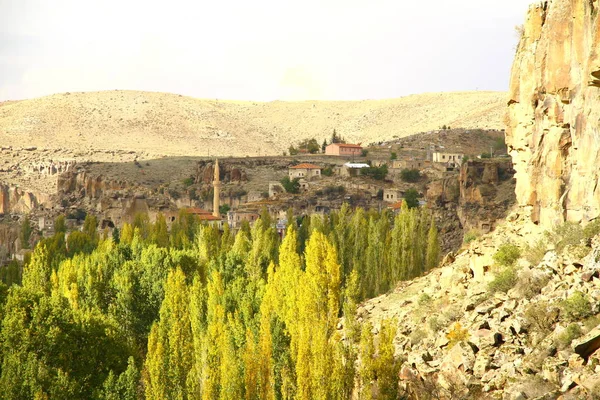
[{"xmin": 0, "ymin": 90, "xmax": 506, "ymax": 157}]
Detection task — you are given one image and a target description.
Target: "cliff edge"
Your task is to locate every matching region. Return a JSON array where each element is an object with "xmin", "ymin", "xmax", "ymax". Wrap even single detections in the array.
[{"xmin": 507, "ymin": 0, "xmax": 600, "ymax": 227}]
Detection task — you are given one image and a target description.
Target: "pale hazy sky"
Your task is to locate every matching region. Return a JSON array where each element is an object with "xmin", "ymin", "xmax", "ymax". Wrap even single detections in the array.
[{"xmin": 0, "ymin": 0, "xmax": 533, "ymax": 101}]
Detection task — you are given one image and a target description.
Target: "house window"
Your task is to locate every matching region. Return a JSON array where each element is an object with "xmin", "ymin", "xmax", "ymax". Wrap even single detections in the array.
[{"xmin": 442, "ymin": 155, "xmax": 446, "ymax": 159}]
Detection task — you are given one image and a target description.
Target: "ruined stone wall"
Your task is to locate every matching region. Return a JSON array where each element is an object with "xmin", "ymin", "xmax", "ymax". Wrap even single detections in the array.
[{"xmin": 507, "ymin": 0, "xmax": 600, "ymax": 226}]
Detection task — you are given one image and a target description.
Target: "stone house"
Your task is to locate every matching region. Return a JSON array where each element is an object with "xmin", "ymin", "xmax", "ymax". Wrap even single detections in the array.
[
  {"xmin": 227, "ymin": 210, "xmax": 260, "ymax": 229},
  {"xmin": 38, "ymin": 216, "xmax": 54, "ymax": 231},
  {"xmin": 288, "ymin": 163, "xmax": 322, "ymax": 180},
  {"xmin": 325, "ymin": 143, "xmax": 363, "ymax": 156},
  {"xmin": 432, "ymin": 152, "xmax": 464, "ymax": 168},
  {"xmin": 391, "ymin": 158, "xmax": 429, "ymax": 170},
  {"xmin": 383, "ymin": 188, "xmax": 404, "ymax": 203}
]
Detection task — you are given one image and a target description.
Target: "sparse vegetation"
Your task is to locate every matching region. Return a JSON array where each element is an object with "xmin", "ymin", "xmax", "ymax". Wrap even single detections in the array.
[
  {"xmin": 361, "ymin": 149, "xmax": 369, "ymax": 157},
  {"xmin": 524, "ymin": 238, "xmax": 547, "ymax": 266},
  {"xmin": 525, "ymin": 301, "xmax": 557, "ymax": 333},
  {"xmin": 556, "ymin": 323, "xmax": 582, "ymax": 349},
  {"xmin": 547, "ymin": 222, "xmax": 584, "ymax": 254},
  {"xmin": 515, "ymin": 269, "xmax": 551, "ymax": 299},
  {"xmin": 463, "ymin": 229, "xmax": 480, "ymax": 244},
  {"xmin": 488, "ymin": 266, "xmax": 518, "ymax": 293},
  {"xmin": 584, "ymin": 219, "xmax": 600, "ymax": 240}
]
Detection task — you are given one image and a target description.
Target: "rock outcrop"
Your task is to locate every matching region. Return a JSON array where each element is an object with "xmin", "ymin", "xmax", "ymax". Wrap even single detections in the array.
[
  {"xmin": 507, "ymin": 0, "xmax": 600, "ymax": 227},
  {"xmin": 0, "ymin": 184, "xmax": 48, "ymax": 214}
]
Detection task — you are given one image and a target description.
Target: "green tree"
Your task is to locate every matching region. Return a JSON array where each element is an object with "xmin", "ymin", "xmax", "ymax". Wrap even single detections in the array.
[
  {"xmin": 280, "ymin": 177, "xmax": 301, "ymax": 194},
  {"xmin": 400, "ymin": 168, "xmax": 420, "ymax": 182},
  {"xmin": 20, "ymin": 215, "xmax": 33, "ymax": 249},
  {"xmin": 152, "ymin": 213, "xmax": 169, "ymax": 248},
  {"xmin": 403, "ymin": 189, "xmax": 419, "ymax": 209},
  {"xmin": 144, "ymin": 267, "xmax": 193, "ymax": 400},
  {"xmin": 390, "ymin": 152, "xmax": 397, "ymax": 160},
  {"xmin": 425, "ymin": 218, "xmax": 440, "ymax": 270}
]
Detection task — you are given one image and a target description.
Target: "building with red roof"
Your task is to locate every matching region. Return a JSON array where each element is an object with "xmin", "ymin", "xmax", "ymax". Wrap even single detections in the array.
[{"xmin": 288, "ymin": 163, "xmax": 322, "ymax": 180}]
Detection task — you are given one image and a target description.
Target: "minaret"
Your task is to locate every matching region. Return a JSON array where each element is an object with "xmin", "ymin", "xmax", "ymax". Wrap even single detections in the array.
[{"xmin": 213, "ymin": 159, "xmax": 221, "ymax": 218}]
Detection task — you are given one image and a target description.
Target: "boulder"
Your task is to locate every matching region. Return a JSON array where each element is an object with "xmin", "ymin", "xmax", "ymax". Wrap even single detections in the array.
[{"xmin": 572, "ymin": 325, "xmax": 600, "ymax": 360}]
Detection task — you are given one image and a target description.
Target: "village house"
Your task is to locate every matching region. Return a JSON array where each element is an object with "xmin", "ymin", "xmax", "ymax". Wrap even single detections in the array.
[
  {"xmin": 383, "ymin": 188, "xmax": 404, "ymax": 203},
  {"xmin": 391, "ymin": 158, "xmax": 429, "ymax": 170},
  {"xmin": 288, "ymin": 163, "xmax": 322, "ymax": 180},
  {"xmin": 38, "ymin": 216, "xmax": 54, "ymax": 232},
  {"xmin": 432, "ymin": 152, "xmax": 464, "ymax": 168},
  {"xmin": 227, "ymin": 210, "xmax": 260, "ymax": 229},
  {"xmin": 325, "ymin": 143, "xmax": 363, "ymax": 156}
]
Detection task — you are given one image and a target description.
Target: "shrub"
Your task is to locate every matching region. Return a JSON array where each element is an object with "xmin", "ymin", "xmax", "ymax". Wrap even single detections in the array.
[
  {"xmin": 524, "ymin": 301, "xmax": 556, "ymax": 333},
  {"xmin": 463, "ymin": 230, "xmax": 480, "ymax": 244},
  {"xmin": 583, "ymin": 219, "xmax": 600, "ymax": 240},
  {"xmin": 410, "ymin": 328, "xmax": 427, "ymax": 346},
  {"xmin": 480, "ymin": 152, "xmax": 492, "ymax": 159},
  {"xmin": 428, "ymin": 316, "xmax": 444, "ymax": 333},
  {"xmin": 515, "ymin": 269, "xmax": 551, "ymax": 299},
  {"xmin": 524, "ymin": 239, "xmax": 547, "ymax": 266},
  {"xmin": 321, "ymin": 166, "xmax": 333, "ymax": 176},
  {"xmin": 549, "ymin": 222, "xmax": 584, "ymax": 254},
  {"xmin": 560, "ymin": 291, "xmax": 593, "ymax": 322},
  {"xmin": 493, "ymin": 243, "xmax": 521, "ymax": 267},
  {"xmin": 361, "ymin": 149, "xmax": 369, "ymax": 157},
  {"xmin": 488, "ymin": 266, "xmax": 518, "ymax": 293},
  {"xmin": 556, "ymin": 323, "xmax": 582, "ymax": 349},
  {"xmin": 400, "ymin": 168, "xmax": 420, "ymax": 183},
  {"xmin": 390, "ymin": 152, "xmax": 397, "ymax": 160},
  {"xmin": 288, "ymin": 145, "xmax": 298, "ymax": 155},
  {"xmin": 446, "ymin": 322, "xmax": 469, "ymax": 348},
  {"xmin": 418, "ymin": 293, "xmax": 432, "ymax": 306},
  {"xmin": 182, "ymin": 177, "xmax": 194, "ymax": 187}
]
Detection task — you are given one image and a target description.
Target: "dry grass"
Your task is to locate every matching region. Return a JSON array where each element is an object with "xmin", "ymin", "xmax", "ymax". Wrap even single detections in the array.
[{"xmin": 0, "ymin": 90, "xmax": 507, "ymax": 158}]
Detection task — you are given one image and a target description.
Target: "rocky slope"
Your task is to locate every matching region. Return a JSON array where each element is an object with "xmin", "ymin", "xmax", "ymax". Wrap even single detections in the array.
[
  {"xmin": 507, "ymin": 0, "xmax": 600, "ymax": 227},
  {"xmin": 0, "ymin": 90, "xmax": 506, "ymax": 158},
  {"xmin": 360, "ymin": 208, "xmax": 600, "ymax": 399}
]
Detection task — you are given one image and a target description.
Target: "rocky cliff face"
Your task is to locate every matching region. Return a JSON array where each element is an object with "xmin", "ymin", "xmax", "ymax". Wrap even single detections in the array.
[
  {"xmin": 507, "ymin": 0, "xmax": 600, "ymax": 227},
  {"xmin": 426, "ymin": 159, "xmax": 515, "ymax": 249},
  {"xmin": 0, "ymin": 184, "xmax": 48, "ymax": 214}
]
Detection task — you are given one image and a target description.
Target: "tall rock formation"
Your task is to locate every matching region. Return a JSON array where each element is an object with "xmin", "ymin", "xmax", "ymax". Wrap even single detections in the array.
[{"xmin": 507, "ymin": 0, "xmax": 600, "ymax": 227}]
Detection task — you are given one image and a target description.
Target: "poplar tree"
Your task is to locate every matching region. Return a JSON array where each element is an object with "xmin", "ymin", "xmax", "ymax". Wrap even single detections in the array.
[
  {"xmin": 145, "ymin": 267, "xmax": 193, "ymax": 400},
  {"xmin": 426, "ymin": 217, "xmax": 440, "ymax": 270}
]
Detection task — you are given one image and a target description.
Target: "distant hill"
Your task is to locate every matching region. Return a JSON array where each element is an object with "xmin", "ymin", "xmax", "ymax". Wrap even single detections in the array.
[{"xmin": 0, "ymin": 90, "xmax": 507, "ymax": 157}]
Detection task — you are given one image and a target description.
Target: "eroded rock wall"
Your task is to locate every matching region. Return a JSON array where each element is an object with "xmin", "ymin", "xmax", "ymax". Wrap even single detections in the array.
[{"xmin": 507, "ymin": 0, "xmax": 600, "ymax": 227}]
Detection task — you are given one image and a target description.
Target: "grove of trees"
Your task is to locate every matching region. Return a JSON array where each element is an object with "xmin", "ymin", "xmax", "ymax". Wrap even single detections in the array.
[{"xmin": 0, "ymin": 203, "xmax": 439, "ymax": 399}]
